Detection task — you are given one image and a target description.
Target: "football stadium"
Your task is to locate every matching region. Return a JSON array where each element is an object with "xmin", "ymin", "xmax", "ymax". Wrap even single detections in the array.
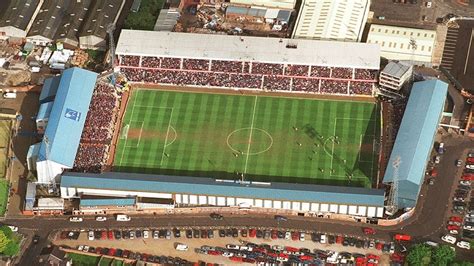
[{"xmin": 25, "ymin": 30, "xmax": 448, "ymax": 221}]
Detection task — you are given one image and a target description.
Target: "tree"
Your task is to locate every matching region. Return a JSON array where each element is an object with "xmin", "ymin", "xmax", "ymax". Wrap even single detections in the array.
[
  {"xmin": 0, "ymin": 230, "xmax": 10, "ymax": 253},
  {"xmin": 432, "ymin": 245, "xmax": 456, "ymax": 266},
  {"xmin": 406, "ymin": 244, "xmax": 432, "ymax": 266}
]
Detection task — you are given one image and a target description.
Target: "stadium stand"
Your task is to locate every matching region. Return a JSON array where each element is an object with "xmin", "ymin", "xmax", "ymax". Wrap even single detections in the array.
[
  {"xmin": 74, "ymin": 82, "xmax": 120, "ymax": 173},
  {"xmin": 116, "ymin": 30, "xmax": 380, "ymax": 96},
  {"xmin": 383, "ymin": 80, "xmax": 448, "ymax": 208}
]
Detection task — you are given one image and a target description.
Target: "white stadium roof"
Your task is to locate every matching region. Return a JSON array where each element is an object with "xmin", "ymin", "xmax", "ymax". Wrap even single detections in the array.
[{"xmin": 116, "ymin": 30, "xmax": 380, "ymax": 69}]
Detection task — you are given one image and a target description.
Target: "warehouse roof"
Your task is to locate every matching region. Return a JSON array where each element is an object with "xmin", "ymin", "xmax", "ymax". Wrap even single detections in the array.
[
  {"xmin": 116, "ymin": 30, "xmax": 381, "ymax": 69},
  {"xmin": 383, "ymin": 80, "xmax": 448, "ymax": 208},
  {"xmin": 61, "ymin": 172, "xmax": 385, "ymax": 206},
  {"xmin": 0, "ymin": 0, "xmax": 40, "ymax": 31},
  {"xmin": 38, "ymin": 67, "xmax": 97, "ymax": 167},
  {"xmin": 54, "ymin": 0, "xmax": 92, "ymax": 44},
  {"xmin": 79, "ymin": 0, "xmax": 124, "ymax": 38},
  {"xmin": 28, "ymin": 0, "xmax": 68, "ymax": 40}
]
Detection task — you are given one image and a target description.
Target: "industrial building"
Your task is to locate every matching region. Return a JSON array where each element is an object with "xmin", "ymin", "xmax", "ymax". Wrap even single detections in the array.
[
  {"xmin": 379, "ymin": 61, "xmax": 413, "ymax": 91},
  {"xmin": 60, "ymin": 172, "xmax": 386, "ymax": 219},
  {"xmin": 0, "ymin": 0, "xmax": 124, "ymax": 49},
  {"xmin": 27, "ymin": 67, "xmax": 98, "ymax": 184},
  {"xmin": 79, "ymin": 0, "xmax": 126, "ymax": 50},
  {"xmin": 26, "ymin": 0, "xmax": 93, "ymax": 47},
  {"xmin": 292, "ymin": 0, "xmax": 370, "ymax": 42},
  {"xmin": 383, "ymin": 80, "xmax": 448, "ymax": 209},
  {"xmin": 0, "ymin": 0, "xmax": 41, "ymax": 39},
  {"xmin": 367, "ymin": 24, "xmax": 437, "ymax": 64}
]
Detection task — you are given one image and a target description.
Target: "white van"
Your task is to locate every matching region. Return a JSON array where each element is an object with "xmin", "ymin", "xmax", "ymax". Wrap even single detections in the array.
[
  {"xmin": 175, "ymin": 243, "xmax": 188, "ymax": 251},
  {"xmin": 3, "ymin": 92, "xmax": 17, "ymax": 99},
  {"xmin": 115, "ymin": 214, "xmax": 131, "ymax": 221}
]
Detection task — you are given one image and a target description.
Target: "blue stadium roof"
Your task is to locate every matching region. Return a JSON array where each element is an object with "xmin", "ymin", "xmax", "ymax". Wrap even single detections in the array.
[
  {"xmin": 61, "ymin": 172, "xmax": 385, "ymax": 206},
  {"xmin": 38, "ymin": 67, "xmax": 97, "ymax": 167},
  {"xmin": 37, "ymin": 101, "xmax": 54, "ymax": 121},
  {"xmin": 80, "ymin": 198, "xmax": 136, "ymax": 207},
  {"xmin": 383, "ymin": 80, "xmax": 448, "ymax": 208},
  {"xmin": 27, "ymin": 143, "xmax": 41, "ymax": 159},
  {"xmin": 39, "ymin": 75, "xmax": 61, "ymax": 104}
]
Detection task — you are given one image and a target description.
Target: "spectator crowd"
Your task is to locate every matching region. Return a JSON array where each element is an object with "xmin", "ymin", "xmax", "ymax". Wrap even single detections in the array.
[
  {"xmin": 74, "ymin": 82, "xmax": 120, "ymax": 173},
  {"xmin": 119, "ymin": 55, "xmax": 379, "ymax": 95}
]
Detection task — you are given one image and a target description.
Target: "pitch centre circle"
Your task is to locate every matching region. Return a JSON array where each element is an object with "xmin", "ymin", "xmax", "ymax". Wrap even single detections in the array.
[{"xmin": 226, "ymin": 128, "xmax": 273, "ymax": 155}]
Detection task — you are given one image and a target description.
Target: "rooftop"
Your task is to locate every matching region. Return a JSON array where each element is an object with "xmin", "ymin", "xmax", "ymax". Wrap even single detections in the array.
[
  {"xmin": 27, "ymin": 0, "xmax": 68, "ymax": 40},
  {"xmin": 61, "ymin": 172, "xmax": 385, "ymax": 206},
  {"xmin": 0, "ymin": 0, "xmax": 40, "ymax": 31},
  {"xmin": 116, "ymin": 30, "xmax": 381, "ymax": 69},
  {"xmin": 381, "ymin": 61, "xmax": 412, "ymax": 78},
  {"xmin": 79, "ymin": 0, "xmax": 124, "ymax": 39},
  {"xmin": 383, "ymin": 79, "xmax": 448, "ymax": 208},
  {"xmin": 39, "ymin": 75, "xmax": 60, "ymax": 103},
  {"xmin": 38, "ymin": 67, "xmax": 98, "ymax": 167}
]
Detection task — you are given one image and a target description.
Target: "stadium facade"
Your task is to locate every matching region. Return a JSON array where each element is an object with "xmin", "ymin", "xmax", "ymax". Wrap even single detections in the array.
[
  {"xmin": 383, "ymin": 80, "xmax": 448, "ymax": 208},
  {"xmin": 61, "ymin": 172, "xmax": 386, "ymax": 218}
]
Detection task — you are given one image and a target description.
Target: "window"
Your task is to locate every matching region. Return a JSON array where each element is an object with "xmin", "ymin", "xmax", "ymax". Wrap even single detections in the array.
[
  {"xmin": 403, "ymin": 31, "xmax": 407, "ymax": 35},
  {"xmin": 382, "ymin": 41, "xmax": 385, "ymax": 46},
  {"xmin": 424, "ymin": 33, "xmax": 427, "ymax": 37},
  {"xmin": 388, "ymin": 42, "xmax": 392, "ymax": 48},
  {"xmin": 378, "ymin": 28, "xmax": 381, "ymax": 32},
  {"xmin": 400, "ymin": 43, "xmax": 404, "ymax": 49},
  {"xmin": 385, "ymin": 29, "xmax": 388, "ymax": 33},
  {"xmin": 393, "ymin": 43, "xmax": 397, "ymax": 48},
  {"xmin": 417, "ymin": 33, "xmax": 420, "ymax": 37}
]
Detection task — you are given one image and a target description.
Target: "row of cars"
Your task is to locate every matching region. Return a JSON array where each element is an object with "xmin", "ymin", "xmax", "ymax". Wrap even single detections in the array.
[
  {"xmin": 195, "ymin": 243, "xmax": 383, "ymax": 265},
  {"xmin": 440, "ymin": 151, "xmax": 474, "ymax": 250},
  {"xmin": 75, "ymin": 245, "xmax": 193, "ymax": 265}
]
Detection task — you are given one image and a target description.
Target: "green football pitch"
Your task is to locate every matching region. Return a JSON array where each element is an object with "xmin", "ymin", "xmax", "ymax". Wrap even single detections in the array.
[{"xmin": 113, "ymin": 89, "xmax": 380, "ymax": 187}]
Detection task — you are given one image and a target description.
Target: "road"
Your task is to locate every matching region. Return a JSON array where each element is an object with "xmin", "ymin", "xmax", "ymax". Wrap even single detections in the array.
[{"xmin": 4, "ymin": 133, "xmax": 472, "ymax": 265}]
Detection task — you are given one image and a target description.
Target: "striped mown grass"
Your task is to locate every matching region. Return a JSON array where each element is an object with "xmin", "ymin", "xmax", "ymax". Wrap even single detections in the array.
[{"xmin": 114, "ymin": 89, "xmax": 379, "ymax": 187}]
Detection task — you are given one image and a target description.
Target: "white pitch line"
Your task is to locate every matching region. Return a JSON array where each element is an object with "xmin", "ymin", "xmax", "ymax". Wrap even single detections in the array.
[
  {"xmin": 160, "ymin": 107, "xmax": 174, "ymax": 166},
  {"xmin": 137, "ymin": 121, "xmax": 144, "ymax": 147},
  {"xmin": 119, "ymin": 94, "xmax": 137, "ymax": 166},
  {"xmin": 243, "ymin": 96, "xmax": 258, "ymax": 175},
  {"xmin": 331, "ymin": 117, "xmax": 336, "ymax": 171}
]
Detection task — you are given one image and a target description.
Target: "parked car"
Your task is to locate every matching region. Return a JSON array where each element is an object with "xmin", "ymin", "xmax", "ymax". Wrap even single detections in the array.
[
  {"xmin": 456, "ymin": 241, "xmax": 470, "ymax": 250},
  {"xmin": 69, "ymin": 217, "xmax": 83, "ymax": 222},
  {"xmin": 209, "ymin": 213, "xmax": 223, "ymax": 220},
  {"xmin": 88, "ymin": 231, "xmax": 94, "ymax": 241},
  {"xmin": 394, "ymin": 234, "xmax": 411, "ymax": 241},
  {"xmin": 95, "ymin": 216, "xmax": 106, "ymax": 222},
  {"xmin": 441, "ymin": 235, "xmax": 456, "ymax": 244},
  {"xmin": 363, "ymin": 227, "xmax": 376, "ymax": 235},
  {"xmin": 274, "ymin": 215, "xmax": 288, "ymax": 222}
]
